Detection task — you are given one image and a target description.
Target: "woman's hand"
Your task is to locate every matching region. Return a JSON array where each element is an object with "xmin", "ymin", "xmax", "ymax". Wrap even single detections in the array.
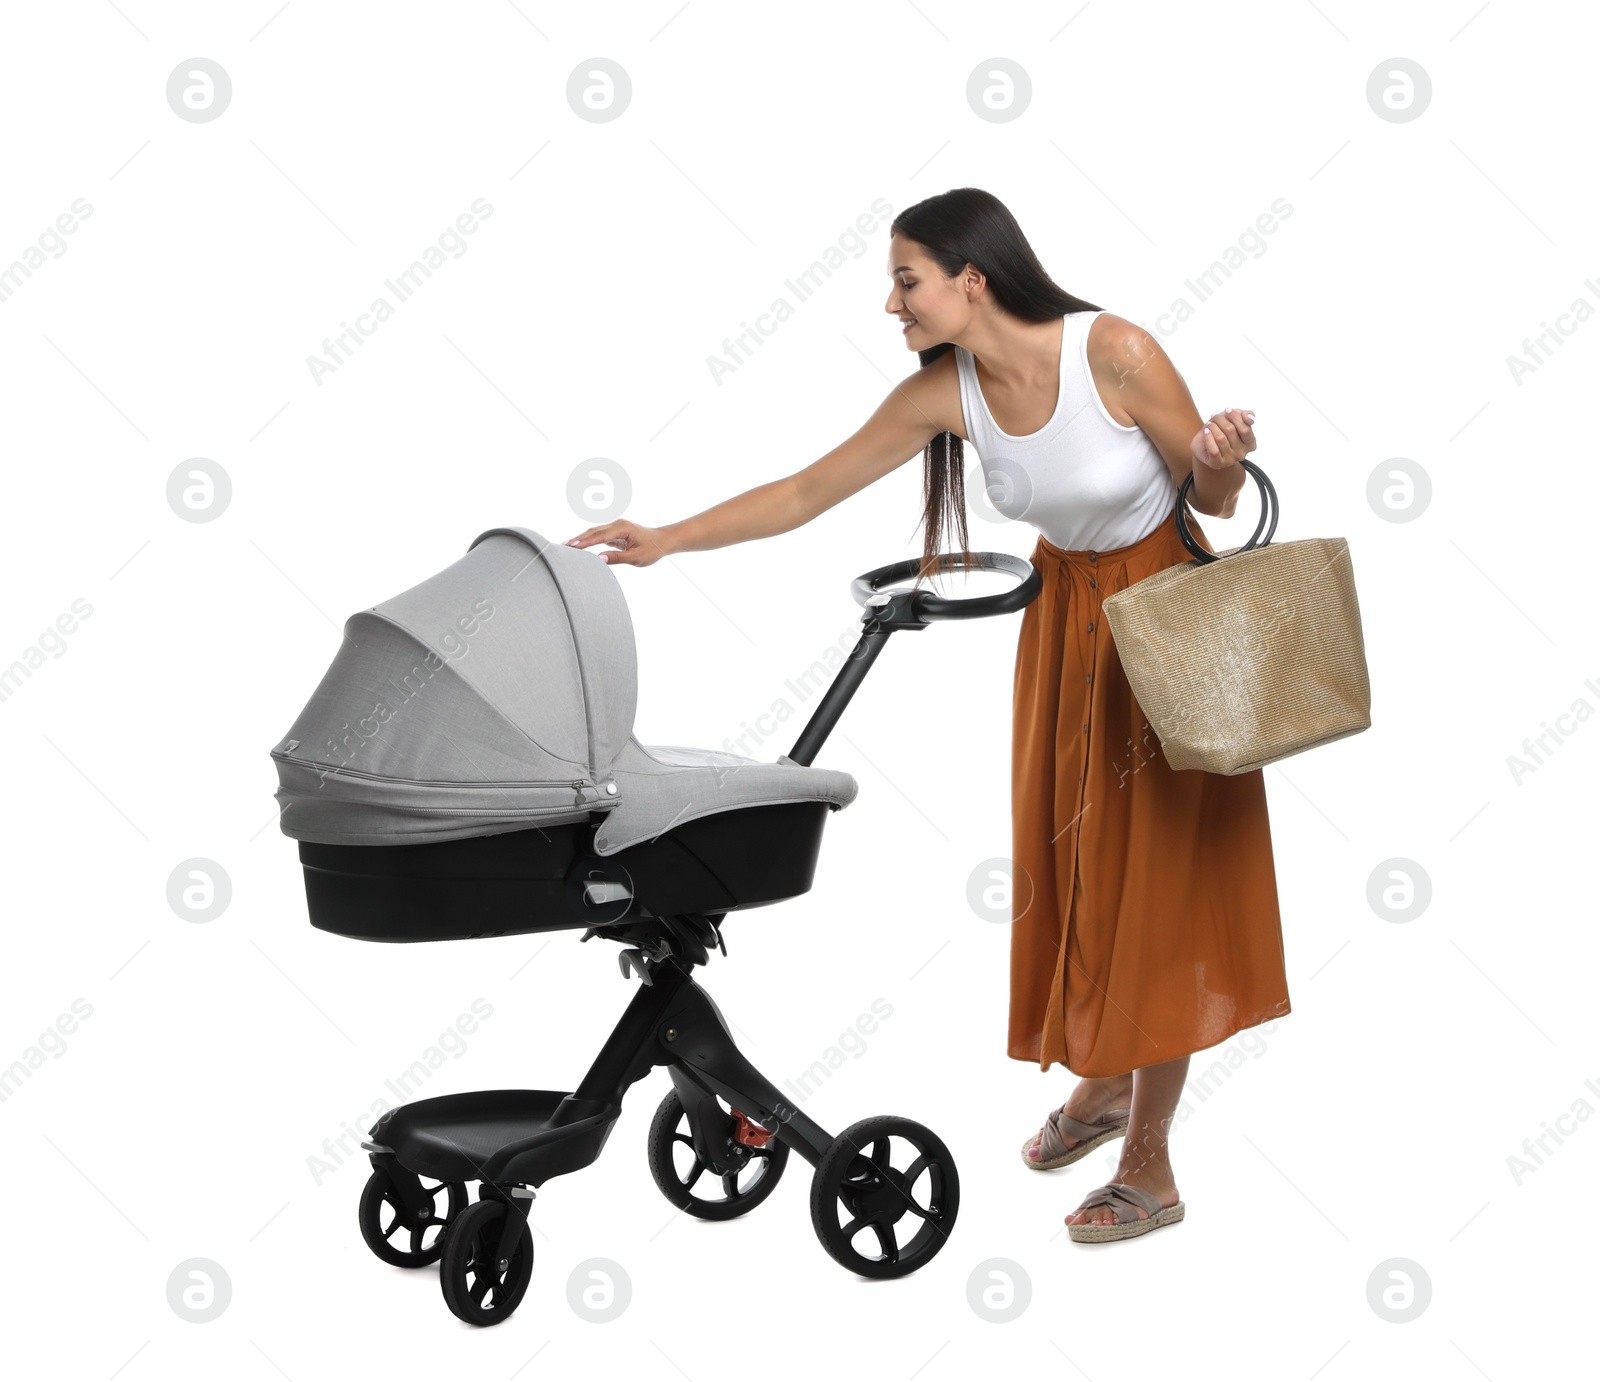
[
  {"xmin": 563, "ymin": 520, "xmax": 673, "ymax": 568},
  {"xmin": 1190, "ymin": 407, "xmax": 1257, "ymax": 470}
]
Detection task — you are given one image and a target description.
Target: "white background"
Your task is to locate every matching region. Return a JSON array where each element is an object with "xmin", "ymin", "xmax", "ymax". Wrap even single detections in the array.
[{"xmin": 1, "ymin": 1, "xmax": 1592, "ymax": 1378}]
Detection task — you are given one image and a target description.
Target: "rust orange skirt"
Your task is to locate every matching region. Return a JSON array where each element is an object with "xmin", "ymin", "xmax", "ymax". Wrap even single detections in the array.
[{"xmin": 1009, "ymin": 515, "xmax": 1291, "ymax": 1077}]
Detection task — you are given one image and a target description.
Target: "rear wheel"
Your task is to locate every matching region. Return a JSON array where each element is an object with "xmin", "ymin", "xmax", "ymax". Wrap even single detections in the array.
[
  {"xmin": 647, "ymin": 1088, "xmax": 788, "ymax": 1220},
  {"xmin": 809, "ymin": 1116, "xmax": 959, "ymax": 1278}
]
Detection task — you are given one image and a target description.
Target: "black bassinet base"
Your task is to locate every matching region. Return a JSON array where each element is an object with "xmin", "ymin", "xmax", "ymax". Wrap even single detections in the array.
[{"xmin": 297, "ymin": 799, "xmax": 838, "ymax": 942}]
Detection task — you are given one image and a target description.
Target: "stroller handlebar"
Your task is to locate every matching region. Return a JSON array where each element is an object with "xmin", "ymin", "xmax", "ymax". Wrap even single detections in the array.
[
  {"xmin": 784, "ymin": 551, "xmax": 1042, "ymax": 767},
  {"xmin": 850, "ymin": 550, "xmax": 1043, "ymax": 626}
]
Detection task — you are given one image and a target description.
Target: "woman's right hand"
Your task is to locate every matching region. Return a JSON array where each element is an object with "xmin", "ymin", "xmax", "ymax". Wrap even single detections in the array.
[{"xmin": 563, "ymin": 520, "xmax": 673, "ymax": 568}]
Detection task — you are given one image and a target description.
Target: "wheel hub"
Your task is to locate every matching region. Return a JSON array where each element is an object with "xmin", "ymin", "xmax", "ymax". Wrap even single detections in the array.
[{"xmin": 844, "ymin": 1165, "xmax": 911, "ymax": 1226}]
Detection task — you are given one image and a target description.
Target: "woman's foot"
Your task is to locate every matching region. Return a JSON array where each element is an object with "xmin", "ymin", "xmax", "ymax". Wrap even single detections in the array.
[
  {"xmin": 1023, "ymin": 1073, "xmax": 1134, "ymax": 1165},
  {"xmin": 1063, "ymin": 1054, "xmax": 1188, "ymax": 1233},
  {"xmin": 1064, "ymin": 1155, "xmax": 1180, "ymax": 1227}
]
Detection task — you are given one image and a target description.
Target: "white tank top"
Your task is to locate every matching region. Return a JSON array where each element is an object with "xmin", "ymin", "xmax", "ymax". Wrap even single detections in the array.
[{"xmin": 954, "ymin": 310, "xmax": 1178, "ymax": 551}]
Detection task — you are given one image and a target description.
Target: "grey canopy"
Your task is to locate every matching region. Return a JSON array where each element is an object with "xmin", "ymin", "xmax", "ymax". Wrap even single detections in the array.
[{"xmin": 270, "ymin": 526, "xmax": 857, "ymax": 853}]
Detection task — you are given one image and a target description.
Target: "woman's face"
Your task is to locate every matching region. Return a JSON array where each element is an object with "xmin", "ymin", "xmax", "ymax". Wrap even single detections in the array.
[{"xmin": 885, "ymin": 233, "xmax": 974, "ymax": 349}]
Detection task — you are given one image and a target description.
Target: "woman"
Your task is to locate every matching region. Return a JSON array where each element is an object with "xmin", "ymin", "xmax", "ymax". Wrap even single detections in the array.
[{"xmin": 564, "ymin": 187, "xmax": 1290, "ymax": 1244}]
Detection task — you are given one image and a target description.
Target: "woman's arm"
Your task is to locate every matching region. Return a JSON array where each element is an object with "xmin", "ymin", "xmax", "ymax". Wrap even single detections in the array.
[
  {"xmin": 568, "ymin": 361, "xmax": 951, "ymax": 565},
  {"xmin": 655, "ymin": 473, "xmax": 810, "ymax": 555},
  {"xmin": 1088, "ymin": 314, "xmax": 1254, "ymax": 519}
]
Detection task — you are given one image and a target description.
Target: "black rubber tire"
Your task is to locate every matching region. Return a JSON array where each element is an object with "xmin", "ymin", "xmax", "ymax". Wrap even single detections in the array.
[
  {"xmin": 438, "ymin": 1198, "xmax": 534, "ymax": 1327},
  {"xmin": 647, "ymin": 1088, "xmax": 788, "ymax": 1221},
  {"xmin": 809, "ymin": 1116, "xmax": 959, "ymax": 1279},
  {"xmin": 358, "ymin": 1168, "xmax": 467, "ymax": 1268}
]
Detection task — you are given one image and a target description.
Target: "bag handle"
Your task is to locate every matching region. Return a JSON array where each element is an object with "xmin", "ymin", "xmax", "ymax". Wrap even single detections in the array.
[{"xmin": 1174, "ymin": 457, "xmax": 1278, "ymax": 564}]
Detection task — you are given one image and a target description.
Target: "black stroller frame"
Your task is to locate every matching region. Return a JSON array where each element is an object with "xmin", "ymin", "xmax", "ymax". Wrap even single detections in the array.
[{"xmin": 290, "ymin": 545, "xmax": 1041, "ymax": 1325}]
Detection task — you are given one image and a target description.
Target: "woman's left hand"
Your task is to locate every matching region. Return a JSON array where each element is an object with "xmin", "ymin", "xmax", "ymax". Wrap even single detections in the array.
[{"xmin": 1191, "ymin": 407, "xmax": 1256, "ymax": 470}]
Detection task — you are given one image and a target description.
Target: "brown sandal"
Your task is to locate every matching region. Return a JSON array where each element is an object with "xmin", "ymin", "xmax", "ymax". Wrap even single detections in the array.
[
  {"xmin": 1065, "ymin": 1180, "xmax": 1185, "ymax": 1243},
  {"xmin": 1020, "ymin": 1105, "xmax": 1131, "ymax": 1171}
]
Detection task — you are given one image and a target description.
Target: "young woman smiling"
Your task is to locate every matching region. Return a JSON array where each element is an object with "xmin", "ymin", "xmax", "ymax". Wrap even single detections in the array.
[{"xmin": 566, "ymin": 187, "xmax": 1290, "ymax": 1245}]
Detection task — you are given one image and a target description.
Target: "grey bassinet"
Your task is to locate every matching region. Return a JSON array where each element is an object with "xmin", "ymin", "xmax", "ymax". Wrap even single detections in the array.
[
  {"xmin": 269, "ymin": 526, "xmax": 858, "ymax": 941},
  {"xmin": 270, "ymin": 525, "xmax": 857, "ymax": 850}
]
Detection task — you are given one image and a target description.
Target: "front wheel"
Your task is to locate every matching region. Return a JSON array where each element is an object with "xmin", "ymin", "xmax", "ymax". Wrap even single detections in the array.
[
  {"xmin": 809, "ymin": 1116, "xmax": 959, "ymax": 1278},
  {"xmin": 358, "ymin": 1167, "xmax": 467, "ymax": 1268},
  {"xmin": 438, "ymin": 1197, "xmax": 534, "ymax": 1327}
]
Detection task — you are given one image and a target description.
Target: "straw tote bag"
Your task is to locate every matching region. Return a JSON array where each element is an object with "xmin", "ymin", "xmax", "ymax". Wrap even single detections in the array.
[{"xmin": 1102, "ymin": 459, "xmax": 1372, "ymax": 775}]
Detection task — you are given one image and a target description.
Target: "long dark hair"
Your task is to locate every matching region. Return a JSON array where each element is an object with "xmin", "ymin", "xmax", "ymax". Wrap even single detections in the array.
[{"xmin": 890, "ymin": 188, "xmax": 1102, "ymax": 586}]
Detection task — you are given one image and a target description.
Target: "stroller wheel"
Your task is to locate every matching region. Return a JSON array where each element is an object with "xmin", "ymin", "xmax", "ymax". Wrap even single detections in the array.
[
  {"xmin": 647, "ymin": 1088, "xmax": 789, "ymax": 1221},
  {"xmin": 438, "ymin": 1198, "xmax": 534, "ymax": 1327},
  {"xmin": 809, "ymin": 1116, "xmax": 960, "ymax": 1279},
  {"xmin": 358, "ymin": 1168, "xmax": 467, "ymax": 1268}
]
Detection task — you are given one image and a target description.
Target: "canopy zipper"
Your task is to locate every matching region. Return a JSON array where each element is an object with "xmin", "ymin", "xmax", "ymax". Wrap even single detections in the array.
[{"xmin": 270, "ymin": 750, "xmax": 594, "ymax": 793}]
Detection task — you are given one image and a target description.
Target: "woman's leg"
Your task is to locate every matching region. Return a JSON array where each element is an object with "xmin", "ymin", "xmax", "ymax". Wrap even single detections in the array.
[
  {"xmin": 1024, "ymin": 1071, "xmax": 1134, "ymax": 1162},
  {"xmin": 1065, "ymin": 1055, "xmax": 1187, "ymax": 1224}
]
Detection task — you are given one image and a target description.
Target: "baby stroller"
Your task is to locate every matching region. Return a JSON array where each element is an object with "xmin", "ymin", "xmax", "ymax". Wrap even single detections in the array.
[{"xmin": 270, "ymin": 525, "xmax": 1039, "ymax": 1325}]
